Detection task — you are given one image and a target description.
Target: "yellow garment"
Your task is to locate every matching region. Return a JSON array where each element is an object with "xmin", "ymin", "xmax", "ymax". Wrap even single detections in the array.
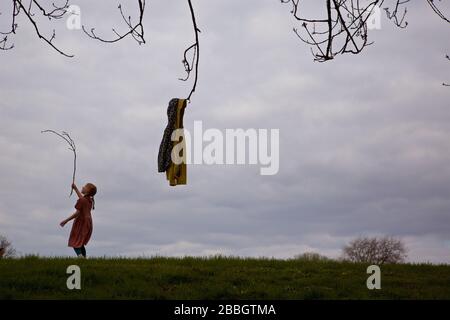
[{"xmin": 166, "ymin": 99, "xmax": 187, "ymax": 186}]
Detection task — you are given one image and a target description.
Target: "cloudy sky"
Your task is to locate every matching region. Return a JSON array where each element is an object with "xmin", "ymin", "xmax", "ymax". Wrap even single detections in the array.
[{"xmin": 0, "ymin": 0, "xmax": 449, "ymax": 263}]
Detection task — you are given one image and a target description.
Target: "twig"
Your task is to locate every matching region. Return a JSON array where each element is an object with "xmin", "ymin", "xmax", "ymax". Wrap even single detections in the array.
[
  {"xmin": 13, "ymin": 0, "xmax": 73, "ymax": 57},
  {"xmin": 426, "ymin": 0, "xmax": 450, "ymax": 23},
  {"xmin": 41, "ymin": 129, "xmax": 77, "ymax": 197},
  {"xmin": 82, "ymin": 1, "xmax": 146, "ymax": 45},
  {"xmin": 179, "ymin": 0, "xmax": 200, "ymax": 102}
]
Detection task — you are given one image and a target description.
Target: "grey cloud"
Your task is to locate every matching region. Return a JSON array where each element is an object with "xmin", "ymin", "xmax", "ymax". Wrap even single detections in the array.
[{"xmin": 0, "ymin": 0, "xmax": 449, "ymax": 263}]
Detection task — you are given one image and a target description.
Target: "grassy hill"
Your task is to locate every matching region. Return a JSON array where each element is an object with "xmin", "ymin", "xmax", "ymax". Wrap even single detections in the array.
[{"xmin": 1, "ymin": 256, "xmax": 449, "ymax": 299}]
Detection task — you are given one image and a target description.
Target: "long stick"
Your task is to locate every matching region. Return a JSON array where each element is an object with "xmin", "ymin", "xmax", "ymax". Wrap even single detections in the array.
[
  {"xmin": 41, "ymin": 129, "xmax": 77, "ymax": 197},
  {"xmin": 180, "ymin": 0, "xmax": 200, "ymax": 102}
]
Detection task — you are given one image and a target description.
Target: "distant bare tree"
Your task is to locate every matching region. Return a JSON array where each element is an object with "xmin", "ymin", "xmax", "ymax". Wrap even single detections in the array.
[
  {"xmin": 342, "ymin": 236, "xmax": 407, "ymax": 264},
  {"xmin": 0, "ymin": 235, "xmax": 16, "ymax": 258}
]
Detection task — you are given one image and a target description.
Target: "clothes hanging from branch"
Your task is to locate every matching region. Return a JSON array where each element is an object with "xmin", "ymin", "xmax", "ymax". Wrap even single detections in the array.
[{"xmin": 158, "ymin": 98, "xmax": 187, "ymax": 186}]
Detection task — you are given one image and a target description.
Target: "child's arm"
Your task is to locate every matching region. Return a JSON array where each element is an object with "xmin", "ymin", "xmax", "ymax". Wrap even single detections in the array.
[
  {"xmin": 60, "ymin": 210, "xmax": 80, "ymax": 227},
  {"xmin": 71, "ymin": 183, "xmax": 83, "ymax": 199}
]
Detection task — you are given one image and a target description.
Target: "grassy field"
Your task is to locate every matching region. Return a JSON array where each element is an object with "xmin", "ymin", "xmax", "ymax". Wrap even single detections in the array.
[{"xmin": 0, "ymin": 255, "xmax": 449, "ymax": 299}]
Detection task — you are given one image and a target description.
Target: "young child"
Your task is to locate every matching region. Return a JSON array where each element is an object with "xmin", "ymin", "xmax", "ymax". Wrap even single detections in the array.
[{"xmin": 60, "ymin": 182, "xmax": 97, "ymax": 258}]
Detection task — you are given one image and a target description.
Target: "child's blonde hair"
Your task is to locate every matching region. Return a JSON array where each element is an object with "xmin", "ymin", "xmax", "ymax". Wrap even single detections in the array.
[{"xmin": 85, "ymin": 183, "xmax": 97, "ymax": 210}]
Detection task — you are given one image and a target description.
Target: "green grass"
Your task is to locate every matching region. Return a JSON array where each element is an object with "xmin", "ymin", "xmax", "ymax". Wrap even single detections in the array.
[{"xmin": 1, "ymin": 255, "xmax": 449, "ymax": 299}]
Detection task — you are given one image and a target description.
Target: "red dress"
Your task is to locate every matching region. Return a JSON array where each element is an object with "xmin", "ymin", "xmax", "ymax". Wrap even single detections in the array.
[{"xmin": 68, "ymin": 196, "xmax": 93, "ymax": 248}]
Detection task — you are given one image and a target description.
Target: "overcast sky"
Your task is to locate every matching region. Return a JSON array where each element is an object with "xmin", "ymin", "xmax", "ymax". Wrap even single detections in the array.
[{"xmin": 0, "ymin": 0, "xmax": 449, "ymax": 263}]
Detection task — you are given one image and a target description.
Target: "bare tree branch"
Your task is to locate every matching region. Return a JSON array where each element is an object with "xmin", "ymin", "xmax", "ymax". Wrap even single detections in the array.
[
  {"xmin": 426, "ymin": 0, "xmax": 450, "ymax": 23},
  {"xmin": 281, "ymin": 0, "xmax": 449, "ymax": 62},
  {"xmin": 384, "ymin": 0, "xmax": 409, "ymax": 28},
  {"xmin": 41, "ymin": 129, "xmax": 77, "ymax": 197},
  {"xmin": 82, "ymin": 0, "xmax": 146, "ymax": 45},
  {"xmin": 1, "ymin": 1, "xmax": 447, "ymax": 94},
  {"xmin": 0, "ymin": 1, "xmax": 148, "ymax": 56},
  {"xmin": 179, "ymin": 0, "xmax": 201, "ymax": 103},
  {"xmin": 0, "ymin": 1, "xmax": 72, "ymax": 56},
  {"xmin": 32, "ymin": 0, "xmax": 69, "ymax": 19}
]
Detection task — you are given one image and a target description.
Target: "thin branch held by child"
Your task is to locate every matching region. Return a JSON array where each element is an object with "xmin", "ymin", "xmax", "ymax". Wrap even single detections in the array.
[{"xmin": 41, "ymin": 129, "xmax": 77, "ymax": 196}]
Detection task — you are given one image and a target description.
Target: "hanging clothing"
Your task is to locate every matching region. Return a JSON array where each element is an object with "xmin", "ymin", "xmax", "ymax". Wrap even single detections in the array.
[
  {"xmin": 158, "ymin": 98, "xmax": 187, "ymax": 186},
  {"xmin": 158, "ymin": 98, "xmax": 178, "ymax": 173}
]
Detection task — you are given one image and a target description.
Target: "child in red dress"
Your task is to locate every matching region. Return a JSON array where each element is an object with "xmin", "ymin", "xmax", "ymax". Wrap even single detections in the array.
[{"xmin": 60, "ymin": 182, "xmax": 97, "ymax": 258}]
